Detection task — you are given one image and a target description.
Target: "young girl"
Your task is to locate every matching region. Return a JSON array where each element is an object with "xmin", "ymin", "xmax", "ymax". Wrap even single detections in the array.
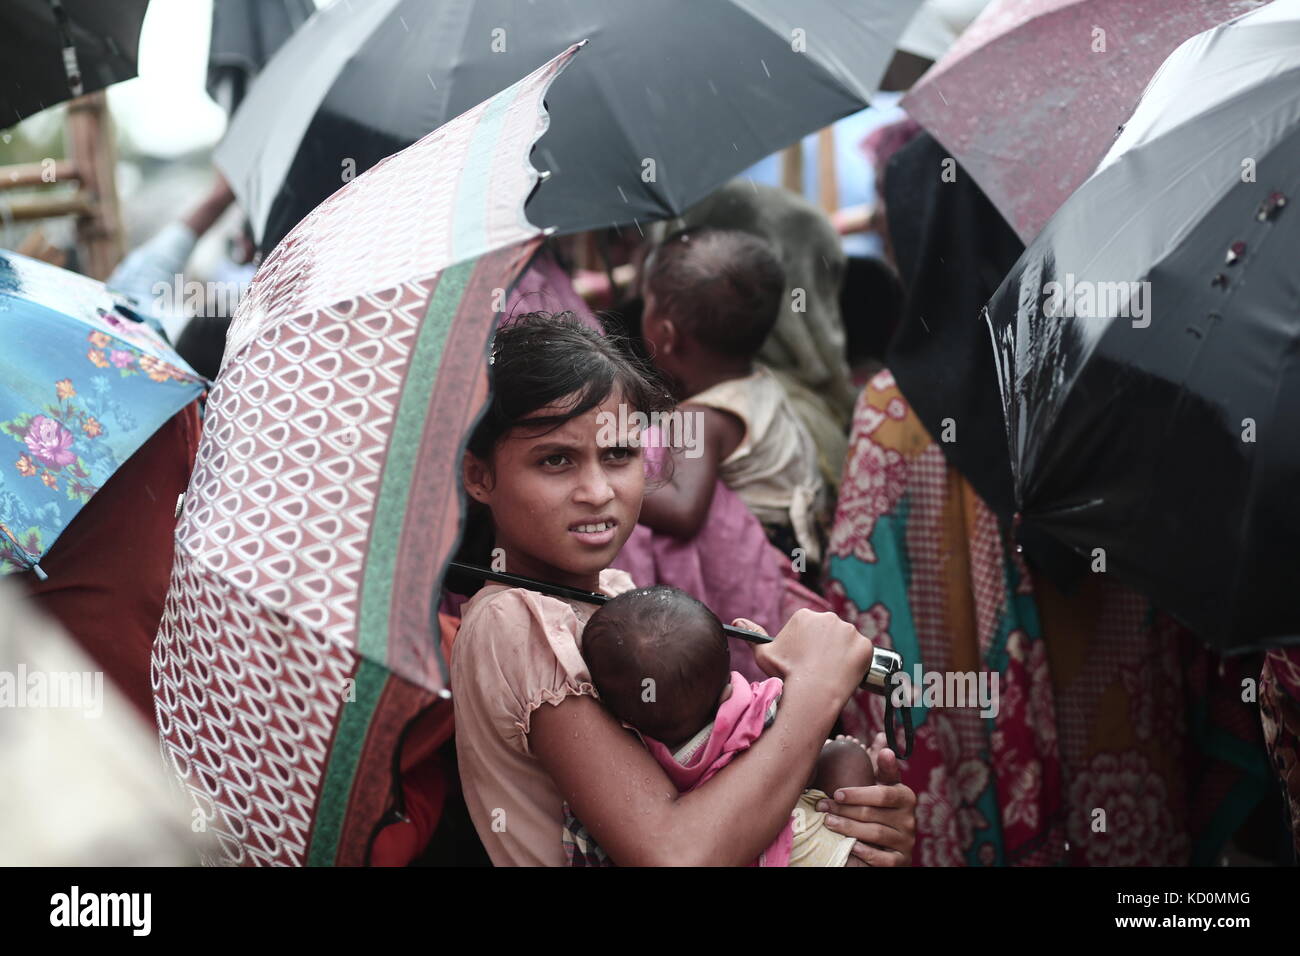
[{"xmin": 454, "ymin": 311, "xmax": 916, "ymax": 866}]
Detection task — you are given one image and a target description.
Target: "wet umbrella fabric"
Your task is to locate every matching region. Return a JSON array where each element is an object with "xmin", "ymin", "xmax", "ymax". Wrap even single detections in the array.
[
  {"xmin": 207, "ymin": 0, "xmax": 315, "ymax": 115},
  {"xmin": 0, "ymin": 0, "xmax": 151, "ymax": 127},
  {"xmin": 902, "ymin": 0, "xmax": 1270, "ymax": 243},
  {"xmin": 151, "ymin": 45, "xmax": 578, "ymax": 866},
  {"xmin": 983, "ymin": 1, "xmax": 1300, "ymax": 651},
  {"xmin": 215, "ymin": 0, "xmax": 921, "ymax": 252},
  {"xmin": 0, "ymin": 251, "xmax": 204, "ymax": 577}
]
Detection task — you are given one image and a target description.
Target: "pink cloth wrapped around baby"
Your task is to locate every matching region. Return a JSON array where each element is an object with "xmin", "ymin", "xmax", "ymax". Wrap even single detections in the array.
[{"xmin": 641, "ymin": 671, "xmax": 793, "ymax": 867}]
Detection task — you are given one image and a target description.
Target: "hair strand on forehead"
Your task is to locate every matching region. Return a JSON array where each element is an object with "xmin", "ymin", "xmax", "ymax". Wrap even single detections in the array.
[{"xmin": 466, "ymin": 311, "xmax": 675, "ymax": 462}]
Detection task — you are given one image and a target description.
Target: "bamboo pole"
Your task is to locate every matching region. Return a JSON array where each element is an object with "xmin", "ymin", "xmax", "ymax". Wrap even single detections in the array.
[
  {"xmin": 0, "ymin": 161, "xmax": 78, "ymax": 190},
  {"xmin": 779, "ymin": 143, "xmax": 803, "ymax": 195},
  {"xmin": 817, "ymin": 126, "xmax": 838, "ymax": 214},
  {"xmin": 2, "ymin": 193, "xmax": 95, "ymax": 220},
  {"xmin": 64, "ymin": 92, "xmax": 123, "ymax": 280}
]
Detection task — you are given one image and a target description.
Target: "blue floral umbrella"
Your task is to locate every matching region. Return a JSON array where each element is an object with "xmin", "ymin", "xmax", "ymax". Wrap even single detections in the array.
[{"xmin": 0, "ymin": 251, "xmax": 205, "ymax": 577}]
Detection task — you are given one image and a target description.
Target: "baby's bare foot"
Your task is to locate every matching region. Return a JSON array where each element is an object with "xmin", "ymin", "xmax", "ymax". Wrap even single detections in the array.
[{"xmin": 815, "ymin": 735, "xmax": 876, "ymax": 796}]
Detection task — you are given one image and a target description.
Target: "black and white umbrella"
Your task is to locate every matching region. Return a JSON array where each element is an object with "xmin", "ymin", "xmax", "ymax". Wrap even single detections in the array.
[
  {"xmin": 214, "ymin": 0, "xmax": 921, "ymax": 251},
  {"xmin": 983, "ymin": 0, "xmax": 1300, "ymax": 651},
  {"xmin": 207, "ymin": 0, "xmax": 316, "ymax": 115},
  {"xmin": 0, "ymin": 0, "xmax": 151, "ymax": 127}
]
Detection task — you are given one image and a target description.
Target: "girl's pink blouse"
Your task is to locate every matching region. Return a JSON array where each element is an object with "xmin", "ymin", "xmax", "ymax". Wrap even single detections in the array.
[{"xmin": 451, "ymin": 568, "xmax": 636, "ymax": 866}]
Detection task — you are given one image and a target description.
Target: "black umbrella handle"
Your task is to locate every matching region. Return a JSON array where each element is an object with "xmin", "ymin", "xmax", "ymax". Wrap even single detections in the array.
[
  {"xmin": 865, "ymin": 647, "xmax": 914, "ymax": 758},
  {"xmin": 882, "ymin": 676, "xmax": 915, "ymax": 759}
]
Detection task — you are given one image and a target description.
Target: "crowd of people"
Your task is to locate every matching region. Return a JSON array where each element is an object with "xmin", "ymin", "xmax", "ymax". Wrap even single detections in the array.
[
  {"xmin": 11, "ymin": 114, "xmax": 1296, "ymax": 873},
  {"xmin": 375, "ymin": 125, "xmax": 1294, "ymax": 866}
]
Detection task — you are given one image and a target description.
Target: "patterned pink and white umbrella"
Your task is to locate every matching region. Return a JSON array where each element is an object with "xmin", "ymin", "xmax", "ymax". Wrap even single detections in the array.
[
  {"xmin": 901, "ymin": 0, "xmax": 1271, "ymax": 242},
  {"xmin": 151, "ymin": 45, "xmax": 580, "ymax": 866}
]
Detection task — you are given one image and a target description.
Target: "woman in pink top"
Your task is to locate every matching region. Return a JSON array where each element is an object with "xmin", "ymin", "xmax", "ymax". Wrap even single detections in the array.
[{"xmin": 453, "ymin": 312, "xmax": 916, "ymax": 866}]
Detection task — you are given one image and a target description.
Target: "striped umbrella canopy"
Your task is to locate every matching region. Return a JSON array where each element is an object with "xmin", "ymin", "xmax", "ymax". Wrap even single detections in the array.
[{"xmin": 151, "ymin": 44, "xmax": 579, "ymax": 866}]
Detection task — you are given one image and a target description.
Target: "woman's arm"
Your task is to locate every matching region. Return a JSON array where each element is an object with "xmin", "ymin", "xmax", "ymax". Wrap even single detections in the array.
[{"xmin": 531, "ymin": 609, "xmax": 872, "ymax": 866}]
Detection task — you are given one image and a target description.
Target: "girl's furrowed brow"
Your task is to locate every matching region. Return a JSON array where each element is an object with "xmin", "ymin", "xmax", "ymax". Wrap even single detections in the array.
[{"xmin": 528, "ymin": 441, "xmax": 583, "ymax": 455}]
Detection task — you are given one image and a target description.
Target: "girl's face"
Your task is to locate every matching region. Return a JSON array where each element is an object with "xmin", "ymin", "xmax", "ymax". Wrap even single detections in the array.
[{"xmin": 463, "ymin": 390, "xmax": 645, "ymax": 592}]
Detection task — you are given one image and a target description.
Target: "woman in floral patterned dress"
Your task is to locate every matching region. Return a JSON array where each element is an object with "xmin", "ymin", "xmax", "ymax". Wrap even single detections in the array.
[{"xmin": 825, "ymin": 374, "xmax": 1272, "ymax": 865}]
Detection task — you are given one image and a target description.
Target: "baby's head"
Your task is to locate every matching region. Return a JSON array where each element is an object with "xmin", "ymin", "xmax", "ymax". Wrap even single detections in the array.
[
  {"xmin": 640, "ymin": 228, "xmax": 785, "ymax": 386},
  {"xmin": 583, "ymin": 586, "xmax": 731, "ymax": 749}
]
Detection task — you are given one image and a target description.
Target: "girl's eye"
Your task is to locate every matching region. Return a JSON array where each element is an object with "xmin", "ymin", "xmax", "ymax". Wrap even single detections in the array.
[
  {"xmin": 541, "ymin": 454, "xmax": 570, "ymax": 467},
  {"xmin": 605, "ymin": 446, "xmax": 637, "ymax": 461}
]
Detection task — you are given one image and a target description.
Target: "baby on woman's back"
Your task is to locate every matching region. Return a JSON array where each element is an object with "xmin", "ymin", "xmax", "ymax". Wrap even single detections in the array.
[{"xmin": 637, "ymin": 228, "xmax": 829, "ymax": 579}]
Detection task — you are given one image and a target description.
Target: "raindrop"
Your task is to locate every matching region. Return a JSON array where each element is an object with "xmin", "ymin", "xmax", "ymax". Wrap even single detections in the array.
[{"xmin": 1256, "ymin": 191, "xmax": 1287, "ymax": 222}]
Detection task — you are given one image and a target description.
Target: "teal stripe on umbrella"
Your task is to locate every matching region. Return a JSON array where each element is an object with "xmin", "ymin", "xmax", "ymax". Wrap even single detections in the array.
[{"xmin": 357, "ymin": 261, "xmax": 472, "ymax": 670}]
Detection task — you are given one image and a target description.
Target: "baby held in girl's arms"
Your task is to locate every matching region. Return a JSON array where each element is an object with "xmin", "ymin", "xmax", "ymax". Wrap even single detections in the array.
[{"xmin": 573, "ymin": 585, "xmax": 875, "ymax": 867}]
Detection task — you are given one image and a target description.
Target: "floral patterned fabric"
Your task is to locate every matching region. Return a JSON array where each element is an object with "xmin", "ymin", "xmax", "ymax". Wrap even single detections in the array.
[
  {"xmin": 826, "ymin": 371, "xmax": 1270, "ymax": 866},
  {"xmin": 0, "ymin": 251, "xmax": 204, "ymax": 574}
]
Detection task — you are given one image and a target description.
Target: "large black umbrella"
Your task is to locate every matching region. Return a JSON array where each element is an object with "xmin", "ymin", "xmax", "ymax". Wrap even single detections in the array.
[
  {"xmin": 206, "ymin": 0, "xmax": 316, "ymax": 115},
  {"xmin": 214, "ymin": 0, "xmax": 921, "ymax": 252},
  {"xmin": 983, "ymin": 0, "xmax": 1300, "ymax": 652},
  {"xmin": 0, "ymin": 0, "xmax": 150, "ymax": 127}
]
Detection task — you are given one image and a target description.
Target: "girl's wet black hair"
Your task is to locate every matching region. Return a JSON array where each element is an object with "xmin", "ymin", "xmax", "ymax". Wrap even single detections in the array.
[{"xmin": 466, "ymin": 310, "xmax": 675, "ymax": 463}]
